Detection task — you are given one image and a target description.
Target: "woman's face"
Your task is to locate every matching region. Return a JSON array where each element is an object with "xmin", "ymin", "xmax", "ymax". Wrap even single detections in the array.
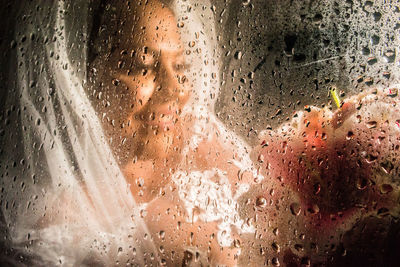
[
  {"xmin": 117, "ymin": 6, "xmax": 190, "ymax": 132},
  {"xmin": 97, "ymin": 3, "xmax": 191, "ymax": 164}
]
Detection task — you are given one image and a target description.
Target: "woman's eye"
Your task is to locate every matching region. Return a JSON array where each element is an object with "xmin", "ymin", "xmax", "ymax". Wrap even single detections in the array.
[
  {"xmin": 174, "ymin": 63, "xmax": 190, "ymax": 72},
  {"xmin": 176, "ymin": 64, "xmax": 184, "ymax": 70},
  {"xmin": 134, "ymin": 61, "xmax": 155, "ymax": 75},
  {"xmin": 140, "ymin": 63, "xmax": 154, "ymax": 70},
  {"xmin": 134, "ymin": 54, "xmax": 158, "ymax": 73}
]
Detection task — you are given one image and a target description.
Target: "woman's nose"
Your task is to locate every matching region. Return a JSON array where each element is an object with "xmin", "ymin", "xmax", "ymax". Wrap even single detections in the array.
[{"xmin": 157, "ymin": 61, "xmax": 189, "ymax": 104}]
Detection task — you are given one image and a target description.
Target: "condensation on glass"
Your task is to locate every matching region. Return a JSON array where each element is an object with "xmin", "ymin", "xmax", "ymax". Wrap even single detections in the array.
[{"xmin": 0, "ymin": 0, "xmax": 399, "ymax": 266}]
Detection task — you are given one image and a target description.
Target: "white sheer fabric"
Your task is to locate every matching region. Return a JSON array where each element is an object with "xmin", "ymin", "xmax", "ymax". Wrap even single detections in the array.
[
  {"xmin": 173, "ymin": 0, "xmax": 263, "ymax": 250},
  {"xmin": 1, "ymin": 1, "xmax": 158, "ymax": 265}
]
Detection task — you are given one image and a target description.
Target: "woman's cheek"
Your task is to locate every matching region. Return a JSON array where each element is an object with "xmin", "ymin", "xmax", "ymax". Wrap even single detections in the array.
[
  {"xmin": 134, "ymin": 72, "xmax": 156, "ymax": 112},
  {"xmin": 118, "ymin": 73, "xmax": 156, "ymax": 113}
]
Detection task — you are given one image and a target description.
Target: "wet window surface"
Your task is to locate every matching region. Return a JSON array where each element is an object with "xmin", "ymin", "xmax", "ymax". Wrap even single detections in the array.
[{"xmin": 0, "ymin": 0, "xmax": 399, "ymax": 266}]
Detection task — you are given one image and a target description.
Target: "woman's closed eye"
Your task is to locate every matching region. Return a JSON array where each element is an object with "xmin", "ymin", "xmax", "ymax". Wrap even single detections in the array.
[
  {"xmin": 136, "ymin": 61, "xmax": 157, "ymax": 74},
  {"xmin": 132, "ymin": 50, "xmax": 159, "ymax": 72},
  {"xmin": 127, "ymin": 56, "xmax": 159, "ymax": 76},
  {"xmin": 173, "ymin": 62, "xmax": 191, "ymax": 72}
]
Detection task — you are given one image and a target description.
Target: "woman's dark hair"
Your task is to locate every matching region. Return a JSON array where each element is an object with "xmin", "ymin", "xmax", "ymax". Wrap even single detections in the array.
[{"xmin": 88, "ymin": 1, "xmax": 135, "ymax": 65}]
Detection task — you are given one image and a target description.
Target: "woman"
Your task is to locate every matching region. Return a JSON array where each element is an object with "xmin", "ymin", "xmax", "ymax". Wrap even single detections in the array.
[
  {"xmin": 0, "ymin": 0, "xmax": 260, "ymax": 265},
  {"xmin": 88, "ymin": 0, "xmax": 262, "ymax": 265}
]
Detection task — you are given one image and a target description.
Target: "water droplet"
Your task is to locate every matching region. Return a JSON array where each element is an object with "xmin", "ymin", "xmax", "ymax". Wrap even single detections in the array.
[
  {"xmin": 366, "ymin": 121, "xmax": 377, "ymax": 129},
  {"xmin": 188, "ymin": 41, "xmax": 195, "ymax": 48},
  {"xmin": 346, "ymin": 131, "xmax": 354, "ymax": 140},
  {"xmin": 380, "ymin": 184, "xmax": 393, "ymax": 194},
  {"xmin": 256, "ymin": 196, "xmax": 267, "ymax": 208},
  {"xmin": 381, "ymin": 161, "xmax": 394, "ymax": 174},
  {"xmin": 290, "ymin": 202, "xmax": 301, "ymax": 216},
  {"xmin": 139, "ymin": 209, "xmax": 147, "ymax": 218},
  {"xmin": 117, "ymin": 60, "xmax": 124, "ymax": 69},
  {"xmin": 356, "ymin": 177, "xmax": 368, "ymax": 190},
  {"xmin": 10, "ymin": 40, "xmax": 16, "ymax": 49},
  {"xmin": 313, "ymin": 183, "xmax": 321, "ymax": 195},
  {"xmin": 112, "ymin": 79, "xmax": 120, "ymax": 86},
  {"xmin": 271, "ymin": 242, "xmax": 280, "ymax": 252},
  {"xmin": 387, "ymin": 88, "xmax": 398, "ymax": 97},
  {"xmin": 373, "ymin": 12, "xmax": 382, "ymax": 22},
  {"xmin": 313, "ymin": 13, "xmax": 323, "ymax": 22},
  {"xmin": 233, "ymin": 239, "xmax": 241, "ymax": 248},
  {"xmin": 235, "ymin": 51, "xmax": 243, "ymax": 60},
  {"xmin": 383, "ymin": 50, "xmax": 396, "ymax": 63},
  {"xmin": 294, "ymin": 244, "xmax": 304, "ymax": 251},
  {"xmin": 273, "ymin": 228, "xmax": 279, "ymax": 236},
  {"xmin": 362, "ymin": 47, "xmax": 370, "ymax": 55},
  {"xmin": 367, "ymin": 57, "xmax": 377, "ymax": 65},
  {"xmin": 242, "ymin": 0, "xmax": 251, "ymax": 6},
  {"xmin": 178, "ymin": 75, "xmax": 187, "ymax": 84},
  {"xmin": 371, "ymin": 35, "xmax": 380, "ymax": 45},
  {"xmin": 308, "ymin": 204, "xmax": 320, "ymax": 214},
  {"xmin": 136, "ymin": 177, "xmax": 144, "ymax": 187},
  {"xmin": 272, "ymin": 257, "xmax": 280, "ymax": 266},
  {"xmin": 29, "ymin": 81, "xmax": 36, "ymax": 88},
  {"xmin": 159, "ymin": 230, "xmax": 165, "ymax": 239}
]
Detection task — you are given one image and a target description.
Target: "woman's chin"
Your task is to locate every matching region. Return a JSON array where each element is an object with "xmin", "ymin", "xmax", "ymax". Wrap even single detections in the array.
[{"xmin": 146, "ymin": 119, "xmax": 176, "ymax": 131}]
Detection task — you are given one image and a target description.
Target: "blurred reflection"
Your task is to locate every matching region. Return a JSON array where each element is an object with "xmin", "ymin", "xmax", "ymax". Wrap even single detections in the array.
[
  {"xmin": 216, "ymin": 1, "xmax": 400, "ymax": 265},
  {"xmin": 250, "ymin": 87, "xmax": 400, "ymax": 266}
]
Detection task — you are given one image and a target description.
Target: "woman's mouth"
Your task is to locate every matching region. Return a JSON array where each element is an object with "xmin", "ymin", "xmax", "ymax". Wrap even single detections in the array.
[{"xmin": 145, "ymin": 109, "xmax": 179, "ymax": 130}]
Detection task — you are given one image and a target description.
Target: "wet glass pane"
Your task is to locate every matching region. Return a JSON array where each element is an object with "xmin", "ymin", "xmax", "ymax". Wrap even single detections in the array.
[{"xmin": 0, "ymin": 0, "xmax": 399, "ymax": 266}]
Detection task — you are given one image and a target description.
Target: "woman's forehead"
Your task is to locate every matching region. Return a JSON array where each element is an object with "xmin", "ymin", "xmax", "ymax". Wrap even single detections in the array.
[{"xmin": 133, "ymin": 6, "xmax": 182, "ymax": 52}]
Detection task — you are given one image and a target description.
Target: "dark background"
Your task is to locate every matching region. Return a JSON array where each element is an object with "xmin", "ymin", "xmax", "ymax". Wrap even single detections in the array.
[{"xmin": 214, "ymin": 0, "xmax": 400, "ymax": 145}]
